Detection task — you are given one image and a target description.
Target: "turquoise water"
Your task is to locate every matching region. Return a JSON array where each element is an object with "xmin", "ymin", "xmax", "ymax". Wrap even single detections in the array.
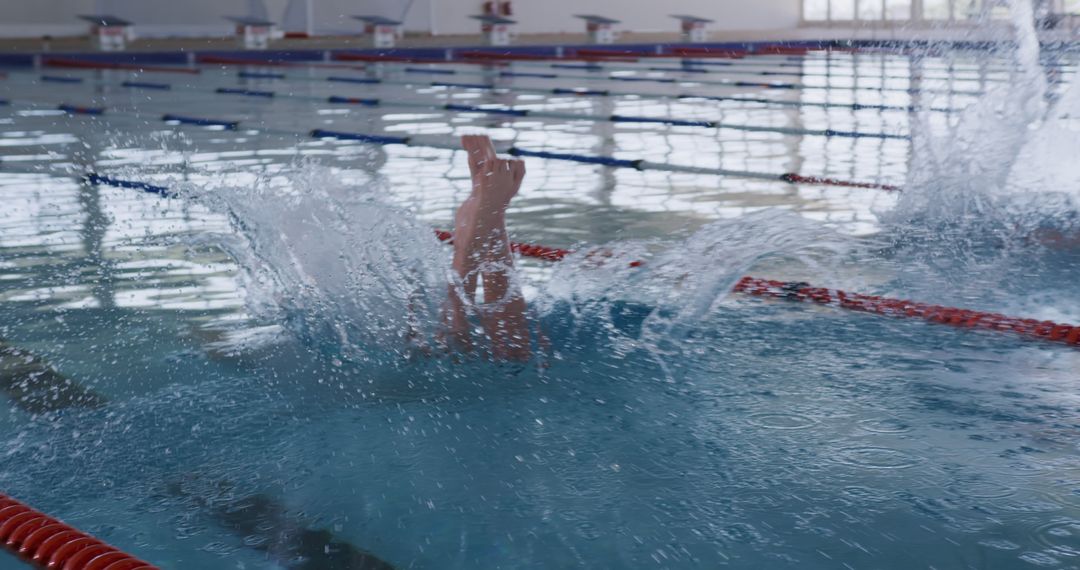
[{"xmin": 2, "ymin": 45, "xmax": 1080, "ymax": 569}]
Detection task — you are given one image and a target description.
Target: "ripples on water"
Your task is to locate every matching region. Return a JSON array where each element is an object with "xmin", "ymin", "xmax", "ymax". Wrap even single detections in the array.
[{"xmin": 2, "ymin": 9, "xmax": 1080, "ymax": 569}]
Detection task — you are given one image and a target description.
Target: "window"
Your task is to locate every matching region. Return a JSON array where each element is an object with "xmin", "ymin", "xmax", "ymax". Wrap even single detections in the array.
[
  {"xmin": 831, "ymin": 0, "xmax": 856, "ymax": 19},
  {"xmin": 1069, "ymin": 0, "xmax": 1080, "ymax": 13},
  {"xmin": 859, "ymin": 0, "xmax": 884, "ymax": 20},
  {"xmin": 955, "ymin": 0, "xmax": 983, "ymax": 20},
  {"xmin": 804, "ymin": 0, "xmax": 830, "ymax": 20},
  {"xmin": 923, "ymin": 0, "xmax": 951, "ymax": 19},
  {"xmin": 885, "ymin": 0, "xmax": 912, "ymax": 20}
]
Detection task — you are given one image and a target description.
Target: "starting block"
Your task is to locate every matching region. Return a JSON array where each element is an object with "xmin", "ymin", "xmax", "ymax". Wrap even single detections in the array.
[
  {"xmin": 78, "ymin": 14, "xmax": 133, "ymax": 52},
  {"xmin": 671, "ymin": 15, "xmax": 713, "ymax": 43},
  {"xmin": 353, "ymin": 15, "xmax": 403, "ymax": 48},
  {"xmin": 472, "ymin": 14, "xmax": 517, "ymax": 47},
  {"xmin": 226, "ymin": 16, "xmax": 277, "ymax": 49},
  {"xmin": 575, "ymin": 15, "xmax": 620, "ymax": 44}
]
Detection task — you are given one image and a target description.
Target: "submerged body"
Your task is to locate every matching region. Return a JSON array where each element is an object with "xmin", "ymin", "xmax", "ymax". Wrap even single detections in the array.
[{"xmin": 0, "ymin": 339, "xmax": 105, "ymax": 413}]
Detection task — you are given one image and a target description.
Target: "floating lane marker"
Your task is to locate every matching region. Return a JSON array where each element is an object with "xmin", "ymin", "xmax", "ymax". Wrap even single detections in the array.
[
  {"xmin": 121, "ymin": 80, "xmax": 171, "ymax": 90},
  {"xmin": 507, "ymin": 147, "xmax": 644, "ymax": 169},
  {"xmin": 551, "ymin": 64, "xmax": 603, "ymax": 71},
  {"xmin": 161, "ymin": 114, "xmax": 239, "ymax": 130},
  {"xmin": 429, "ymin": 77, "xmax": 955, "ymax": 113},
  {"xmin": 327, "ymin": 96, "xmax": 380, "ymax": 106},
  {"xmin": 85, "ymin": 174, "xmax": 173, "ymax": 196},
  {"xmin": 444, "ymin": 104, "xmax": 529, "ymax": 117},
  {"xmin": 326, "ymin": 76, "xmax": 382, "ymax": 85},
  {"xmin": 40, "ymin": 76, "xmax": 83, "ymax": 84},
  {"xmin": 309, "ymin": 129, "xmax": 411, "ymax": 145},
  {"xmin": 90, "ymin": 62, "xmax": 946, "ymax": 119},
  {"xmin": 404, "ymin": 67, "xmax": 456, "ymax": 75},
  {"xmin": 781, "ymin": 172, "xmax": 901, "ymax": 190},
  {"xmin": 54, "ymin": 73, "xmax": 909, "ymax": 140},
  {"xmin": 80, "ymin": 175, "xmax": 1080, "ymax": 350},
  {"xmin": 498, "ymin": 72, "xmax": 559, "ymax": 79},
  {"xmin": 610, "ymin": 76, "xmax": 679, "ymax": 84},
  {"xmin": 237, "ymin": 71, "xmax": 287, "ymax": 79},
  {"xmin": 0, "ymin": 492, "xmax": 160, "ymax": 569},
  {"xmin": 215, "ymin": 87, "xmax": 275, "ymax": 98},
  {"xmin": 394, "ymin": 64, "xmax": 981, "ymax": 97},
  {"xmin": 57, "ymin": 104, "xmax": 104, "ymax": 116},
  {"xmin": 609, "ymin": 114, "xmax": 717, "ymax": 128},
  {"xmin": 28, "ymin": 99, "xmax": 899, "ymax": 189},
  {"xmin": 431, "ymin": 81, "xmax": 497, "ymax": 89},
  {"xmin": 495, "ymin": 58, "xmax": 1013, "ymax": 83},
  {"xmin": 43, "ymin": 56, "xmax": 199, "ymax": 74},
  {"xmin": 551, "ymin": 87, "xmax": 611, "ymax": 96},
  {"xmin": 732, "ymin": 277, "xmax": 1080, "ymax": 348},
  {"xmin": 198, "ymin": 54, "xmax": 367, "ymax": 70}
]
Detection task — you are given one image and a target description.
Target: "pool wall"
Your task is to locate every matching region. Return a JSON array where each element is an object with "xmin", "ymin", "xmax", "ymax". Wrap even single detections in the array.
[{"xmin": 1, "ymin": 39, "xmax": 1074, "ymax": 69}]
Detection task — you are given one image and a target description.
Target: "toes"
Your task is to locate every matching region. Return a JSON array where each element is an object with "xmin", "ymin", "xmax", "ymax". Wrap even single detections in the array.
[{"xmin": 509, "ymin": 159, "xmax": 526, "ymax": 185}]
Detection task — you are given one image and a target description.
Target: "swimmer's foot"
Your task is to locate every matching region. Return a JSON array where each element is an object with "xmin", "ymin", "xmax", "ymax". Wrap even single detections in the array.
[
  {"xmin": 455, "ymin": 135, "xmax": 525, "ymax": 267},
  {"xmin": 441, "ymin": 135, "xmax": 531, "ymax": 361},
  {"xmin": 461, "ymin": 134, "xmax": 525, "ymax": 216}
]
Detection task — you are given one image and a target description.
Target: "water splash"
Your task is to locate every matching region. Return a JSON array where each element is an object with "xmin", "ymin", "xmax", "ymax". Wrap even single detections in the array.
[
  {"xmin": 539, "ymin": 210, "xmax": 852, "ymax": 377},
  {"xmin": 883, "ymin": 0, "xmax": 1079, "ymax": 242},
  {"xmin": 178, "ymin": 162, "xmax": 449, "ymax": 364}
]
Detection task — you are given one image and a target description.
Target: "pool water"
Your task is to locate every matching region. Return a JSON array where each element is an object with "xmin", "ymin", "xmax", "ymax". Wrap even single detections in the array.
[{"xmin": 2, "ymin": 35, "xmax": 1080, "ymax": 570}]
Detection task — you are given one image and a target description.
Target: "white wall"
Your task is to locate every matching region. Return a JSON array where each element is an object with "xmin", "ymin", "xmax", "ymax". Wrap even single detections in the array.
[
  {"xmin": 0, "ymin": 0, "xmax": 796, "ymax": 39},
  {"xmin": 434, "ymin": 0, "xmax": 800, "ymax": 35}
]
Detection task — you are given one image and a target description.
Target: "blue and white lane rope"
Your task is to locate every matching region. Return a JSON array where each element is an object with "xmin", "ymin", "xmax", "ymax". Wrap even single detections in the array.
[
  {"xmin": 390, "ymin": 64, "xmax": 988, "ymax": 97},
  {"xmin": 17, "ymin": 73, "xmax": 912, "ymax": 141},
  {"xmin": 1, "ymin": 98, "xmax": 902, "ymax": 191}
]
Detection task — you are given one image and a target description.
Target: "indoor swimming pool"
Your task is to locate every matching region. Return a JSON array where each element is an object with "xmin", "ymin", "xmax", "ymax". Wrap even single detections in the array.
[{"xmin": 2, "ymin": 38, "xmax": 1080, "ymax": 569}]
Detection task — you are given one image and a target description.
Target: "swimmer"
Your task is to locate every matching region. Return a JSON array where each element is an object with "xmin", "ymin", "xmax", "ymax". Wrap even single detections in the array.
[
  {"xmin": 441, "ymin": 135, "xmax": 532, "ymax": 362},
  {"xmin": 0, "ymin": 338, "xmax": 106, "ymax": 413}
]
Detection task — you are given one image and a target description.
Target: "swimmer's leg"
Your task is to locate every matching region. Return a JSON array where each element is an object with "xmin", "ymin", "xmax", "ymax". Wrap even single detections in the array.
[{"xmin": 443, "ymin": 135, "xmax": 531, "ymax": 361}]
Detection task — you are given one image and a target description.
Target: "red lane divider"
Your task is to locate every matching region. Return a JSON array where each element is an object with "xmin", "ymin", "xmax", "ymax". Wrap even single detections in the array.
[
  {"xmin": 42, "ymin": 57, "xmax": 200, "ymax": 75},
  {"xmin": 570, "ymin": 48, "xmax": 673, "ymax": 61},
  {"xmin": 735, "ymin": 277, "xmax": 1080, "ymax": 347},
  {"xmin": 434, "ymin": 229, "xmax": 573, "ymax": 262},
  {"xmin": 435, "ymin": 229, "xmax": 1078, "ymax": 349},
  {"xmin": 333, "ymin": 53, "xmax": 448, "ymax": 64},
  {"xmin": 460, "ymin": 51, "xmax": 552, "ymax": 62},
  {"xmin": 0, "ymin": 493, "xmax": 159, "ymax": 570},
  {"xmin": 781, "ymin": 173, "xmax": 902, "ymax": 192},
  {"xmin": 195, "ymin": 54, "xmax": 366, "ymax": 70},
  {"xmin": 667, "ymin": 47, "xmax": 747, "ymax": 58},
  {"xmin": 459, "ymin": 51, "xmax": 639, "ymax": 64},
  {"xmin": 752, "ymin": 46, "xmax": 813, "ymax": 56}
]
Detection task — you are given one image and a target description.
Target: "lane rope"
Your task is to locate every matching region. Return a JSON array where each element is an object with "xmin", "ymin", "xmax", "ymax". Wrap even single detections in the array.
[
  {"xmin": 0, "ymin": 493, "xmax": 159, "ymax": 569},
  {"xmin": 26, "ymin": 70, "xmax": 911, "ymax": 141},
  {"xmin": 1, "ymin": 96, "xmax": 902, "ymax": 190}
]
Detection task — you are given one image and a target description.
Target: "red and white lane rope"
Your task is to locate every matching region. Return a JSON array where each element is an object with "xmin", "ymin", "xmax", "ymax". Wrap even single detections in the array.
[
  {"xmin": 732, "ymin": 277, "xmax": 1079, "ymax": 347},
  {"xmin": 0, "ymin": 493, "xmax": 159, "ymax": 570},
  {"xmin": 436, "ymin": 231, "xmax": 1078, "ymax": 348}
]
